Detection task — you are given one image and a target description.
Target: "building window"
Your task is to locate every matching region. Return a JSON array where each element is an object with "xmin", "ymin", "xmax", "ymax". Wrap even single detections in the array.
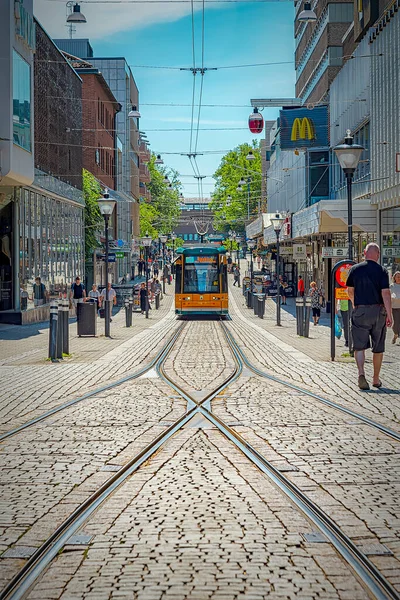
[{"xmin": 12, "ymin": 50, "xmax": 31, "ymax": 152}]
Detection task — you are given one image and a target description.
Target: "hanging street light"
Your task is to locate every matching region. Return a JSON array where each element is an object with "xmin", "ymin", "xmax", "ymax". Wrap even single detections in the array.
[
  {"xmin": 333, "ymin": 129, "xmax": 364, "ymax": 261},
  {"xmin": 128, "ymin": 105, "xmax": 141, "ymax": 118},
  {"xmin": 97, "ymin": 189, "xmax": 116, "ymax": 338},
  {"xmin": 270, "ymin": 213, "xmax": 286, "ymax": 326},
  {"xmin": 248, "ymin": 107, "xmax": 264, "ymax": 134},
  {"xmin": 155, "ymin": 155, "xmax": 164, "ymax": 165},
  {"xmin": 141, "ymin": 234, "xmax": 152, "ymax": 318},
  {"xmin": 246, "ymin": 150, "xmax": 256, "ymax": 161},
  {"xmin": 297, "ymin": 1, "xmax": 317, "ymax": 22},
  {"xmin": 66, "ymin": 2, "xmax": 87, "ymax": 23}
]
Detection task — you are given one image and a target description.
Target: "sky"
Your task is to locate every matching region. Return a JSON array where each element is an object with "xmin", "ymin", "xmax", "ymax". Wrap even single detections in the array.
[{"xmin": 34, "ymin": 0, "xmax": 296, "ymax": 198}]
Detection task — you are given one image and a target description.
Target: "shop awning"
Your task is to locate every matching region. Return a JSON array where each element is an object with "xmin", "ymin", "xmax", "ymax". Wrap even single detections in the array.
[
  {"xmin": 292, "ymin": 200, "xmax": 376, "ymax": 239},
  {"xmin": 246, "ymin": 213, "xmax": 274, "ymax": 239}
]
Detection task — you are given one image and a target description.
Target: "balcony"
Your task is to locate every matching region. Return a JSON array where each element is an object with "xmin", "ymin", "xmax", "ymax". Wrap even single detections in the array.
[
  {"xmin": 140, "ymin": 163, "xmax": 151, "ymax": 184},
  {"xmin": 139, "ymin": 141, "xmax": 151, "ymax": 164}
]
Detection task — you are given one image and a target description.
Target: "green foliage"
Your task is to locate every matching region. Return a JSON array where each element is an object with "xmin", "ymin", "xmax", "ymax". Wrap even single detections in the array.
[
  {"xmin": 167, "ymin": 237, "xmax": 184, "ymax": 249},
  {"xmin": 82, "ymin": 169, "xmax": 103, "ymax": 261},
  {"xmin": 210, "ymin": 141, "xmax": 262, "ymax": 235},
  {"xmin": 139, "ymin": 155, "xmax": 181, "ymax": 237}
]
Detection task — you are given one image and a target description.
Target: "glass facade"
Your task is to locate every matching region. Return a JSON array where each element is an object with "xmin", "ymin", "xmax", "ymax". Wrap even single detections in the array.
[
  {"xmin": 381, "ymin": 207, "xmax": 400, "ymax": 277},
  {"xmin": 13, "ymin": 50, "xmax": 31, "ymax": 152},
  {"xmin": 19, "ymin": 189, "xmax": 84, "ymax": 309}
]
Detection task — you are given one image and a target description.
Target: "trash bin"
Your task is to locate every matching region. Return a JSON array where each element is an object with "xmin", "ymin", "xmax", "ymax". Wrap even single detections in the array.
[{"xmin": 77, "ymin": 300, "xmax": 97, "ymax": 337}]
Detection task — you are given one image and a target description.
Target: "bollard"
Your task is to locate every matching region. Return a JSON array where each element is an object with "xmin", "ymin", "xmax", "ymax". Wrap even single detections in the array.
[
  {"xmin": 56, "ymin": 300, "xmax": 64, "ymax": 360},
  {"xmin": 129, "ymin": 297, "xmax": 133, "ymax": 326},
  {"xmin": 303, "ymin": 298, "xmax": 312, "ymax": 338},
  {"xmin": 125, "ymin": 299, "xmax": 131, "ymax": 327},
  {"xmin": 296, "ymin": 298, "xmax": 304, "ymax": 336},
  {"xmin": 253, "ymin": 294, "xmax": 258, "ymax": 316},
  {"xmin": 155, "ymin": 292, "xmax": 160, "ymax": 309},
  {"xmin": 62, "ymin": 299, "xmax": 70, "ymax": 355},
  {"xmin": 258, "ymin": 295, "xmax": 265, "ymax": 319},
  {"xmin": 48, "ymin": 302, "xmax": 59, "ymax": 362}
]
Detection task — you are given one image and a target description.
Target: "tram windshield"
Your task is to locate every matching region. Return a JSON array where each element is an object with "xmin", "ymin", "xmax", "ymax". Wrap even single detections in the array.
[{"xmin": 183, "ymin": 256, "xmax": 219, "ymax": 293}]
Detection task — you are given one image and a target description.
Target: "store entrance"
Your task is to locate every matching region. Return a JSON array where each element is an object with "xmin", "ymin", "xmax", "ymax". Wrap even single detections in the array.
[{"xmin": 0, "ymin": 200, "xmax": 13, "ymax": 311}]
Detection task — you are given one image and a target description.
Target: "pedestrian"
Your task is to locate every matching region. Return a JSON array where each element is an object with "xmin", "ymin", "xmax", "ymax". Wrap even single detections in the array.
[
  {"xmin": 20, "ymin": 284, "xmax": 29, "ymax": 311},
  {"xmin": 337, "ymin": 298, "xmax": 349, "ymax": 347},
  {"xmin": 390, "ymin": 271, "xmax": 400, "ymax": 344},
  {"xmin": 233, "ymin": 265, "xmax": 240, "ymax": 286},
  {"xmin": 100, "ymin": 282, "xmax": 117, "ymax": 322},
  {"xmin": 346, "ymin": 243, "xmax": 393, "ymax": 390},
  {"xmin": 33, "ymin": 276, "xmax": 47, "ymax": 307},
  {"xmin": 153, "ymin": 260, "xmax": 159, "ymax": 278},
  {"xmin": 227, "ymin": 255, "xmax": 233, "ymax": 273},
  {"xmin": 139, "ymin": 282, "xmax": 150, "ymax": 314},
  {"xmin": 88, "ymin": 283, "xmax": 101, "ymax": 311},
  {"xmin": 280, "ymin": 280, "xmax": 288, "ymax": 305},
  {"xmin": 70, "ymin": 276, "xmax": 86, "ymax": 313},
  {"xmin": 297, "ymin": 275, "xmax": 305, "ymax": 298},
  {"xmin": 163, "ymin": 263, "xmax": 171, "ymax": 285},
  {"xmin": 150, "ymin": 276, "xmax": 157, "ymax": 301},
  {"xmin": 138, "ymin": 259, "xmax": 143, "ymax": 277},
  {"xmin": 309, "ymin": 281, "xmax": 321, "ymax": 325}
]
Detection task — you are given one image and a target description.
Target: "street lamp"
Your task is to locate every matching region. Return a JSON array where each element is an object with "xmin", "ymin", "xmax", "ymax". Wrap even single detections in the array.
[
  {"xmin": 246, "ymin": 150, "xmax": 255, "ymax": 161},
  {"xmin": 141, "ymin": 234, "xmax": 152, "ymax": 318},
  {"xmin": 66, "ymin": 2, "xmax": 87, "ymax": 22},
  {"xmin": 155, "ymin": 155, "xmax": 164, "ymax": 165},
  {"xmin": 297, "ymin": 1, "xmax": 317, "ymax": 22},
  {"xmin": 97, "ymin": 189, "xmax": 116, "ymax": 338},
  {"xmin": 333, "ymin": 130, "xmax": 364, "ymax": 261},
  {"xmin": 160, "ymin": 234, "xmax": 168, "ymax": 293},
  {"xmin": 247, "ymin": 239, "xmax": 256, "ymax": 305},
  {"xmin": 171, "ymin": 232, "xmax": 177, "ymax": 276},
  {"xmin": 128, "ymin": 105, "xmax": 141, "ymax": 118},
  {"xmin": 271, "ymin": 213, "xmax": 285, "ymax": 326}
]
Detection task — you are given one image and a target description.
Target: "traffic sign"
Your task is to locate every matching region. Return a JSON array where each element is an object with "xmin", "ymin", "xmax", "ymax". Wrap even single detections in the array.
[
  {"xmin": 117, "ymin": 239, "xmax": 124, "ymax": 247},
  {"xmin": 335, "ymin": 288, "xmax": 349, "ymax": 300},
  {"xmin": 100, "ymin": 253, "xmax": 116, "ymax": 262},
  {"xmin": 115, "ymin": 252, "xmax": 125, "ymax": 258},
  {"xmin": 335, "ymin": 262, "xmax": 353, "ymax": 287}
]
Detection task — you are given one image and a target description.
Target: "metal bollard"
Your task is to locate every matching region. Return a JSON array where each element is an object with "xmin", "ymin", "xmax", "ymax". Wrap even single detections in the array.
[
  {"xmin": 129, "ymin": 297, "xmax": 133, "ymax": 326},
  {"xmin": 48, "ymin": 302, "xmax": 59, "ymax": 362},
  {"xmin": 125, "ymin": 300, "xmax": 131, "ymax": 327},
  {"xmin": 258, "ymin": 295, "xmax": 265, "ymax": 319},
  {"xmin": 296, "ymin": 298, "xmax": 304, "ymax": 336},
  {"xmin": 56, "ymin": 300, "xmax": 64, "ymax": 360},
  {"xmin": 155, "ymin": 292, "xmax": 160, "ymax": 309},
  {"xmin": 303, "ymin": 298, "xmax": 312, "ymax": 338},
  {"xmin": 253, "ymin": 294, "xmax": 258, "ymax": 316},
  {"xmin": 62, "ymin": 299, "xmax": 70, "ymax": 355}
]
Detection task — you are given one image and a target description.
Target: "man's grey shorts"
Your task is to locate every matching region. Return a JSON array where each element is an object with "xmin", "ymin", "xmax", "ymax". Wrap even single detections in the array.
[{"xmin": 351, "ymin": 304, "xmax": 387, "ymax": 353}]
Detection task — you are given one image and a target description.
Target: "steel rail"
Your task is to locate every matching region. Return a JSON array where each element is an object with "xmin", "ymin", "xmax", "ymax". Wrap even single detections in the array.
[
  {"xmin": 0, "ymin": 322, "xmax": 241, "ymax": 600},
  {"xmin": 0, "ymin": 323, "xmax": 186, "ymax": 443},
  {"xmin": 221, "ymin": 321, "xmax": 400, "ymax": 443}
]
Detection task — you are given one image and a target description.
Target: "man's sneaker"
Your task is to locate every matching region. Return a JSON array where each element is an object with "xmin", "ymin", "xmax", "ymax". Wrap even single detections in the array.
[{"xmin": 358, "ymin": 375, "xmax": 370, "ymax": 390}]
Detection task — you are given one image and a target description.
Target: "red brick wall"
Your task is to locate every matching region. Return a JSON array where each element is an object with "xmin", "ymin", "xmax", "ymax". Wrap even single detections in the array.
[{"xmin": 81, "ymin": 74, "xmax": 117, "ymax": 190}]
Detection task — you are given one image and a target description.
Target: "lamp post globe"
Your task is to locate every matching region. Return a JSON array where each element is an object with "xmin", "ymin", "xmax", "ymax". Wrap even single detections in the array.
[
  {"xmin": 97, "ymin": 190, "xmax": 116, "ymax": 338},
  {"xmin": 334, "ymin": 130, "xmax": 364, "ymax": 260}
]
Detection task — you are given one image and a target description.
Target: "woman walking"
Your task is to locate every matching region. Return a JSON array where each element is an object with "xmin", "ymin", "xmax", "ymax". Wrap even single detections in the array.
[
  {"xmin": 390, "ymin": 271, "xmax": 400, "ymax": 343},
  {"xmin": 309, "ymin": 281, "xmax": 321, "ymax": 325}
]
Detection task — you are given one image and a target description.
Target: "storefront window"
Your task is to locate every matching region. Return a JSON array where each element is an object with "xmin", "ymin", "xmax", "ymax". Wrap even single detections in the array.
[{"xmin": 13, "ymin": 50, "xmax": 31, "ymax": 152}]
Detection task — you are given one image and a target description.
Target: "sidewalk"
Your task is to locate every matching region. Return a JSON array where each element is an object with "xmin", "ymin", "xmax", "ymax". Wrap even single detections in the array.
[{"xmin": 0, "ymin": 290, "xmax": 178, "ymax": 433}]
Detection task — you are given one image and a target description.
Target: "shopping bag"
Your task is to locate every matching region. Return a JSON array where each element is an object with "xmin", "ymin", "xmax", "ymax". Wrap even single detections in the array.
[
  {"xmin": 99, "ymin": 308, "xmax": 105, "ymax": 319},
  {"xmin": 335, "ymin": 314, "xmax": 342, "ymax": 339}
]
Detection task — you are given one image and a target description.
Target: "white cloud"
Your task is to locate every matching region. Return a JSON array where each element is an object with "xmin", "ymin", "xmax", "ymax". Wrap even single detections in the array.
[{"xmin": 33, "ymin": 0, "xmax": 199, "ymax": 39}]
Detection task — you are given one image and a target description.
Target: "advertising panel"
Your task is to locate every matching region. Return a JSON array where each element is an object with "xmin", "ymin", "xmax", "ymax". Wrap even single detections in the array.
[{"xmin": 279, "ymin": 106, "xmax": 329, "ymax": 150}]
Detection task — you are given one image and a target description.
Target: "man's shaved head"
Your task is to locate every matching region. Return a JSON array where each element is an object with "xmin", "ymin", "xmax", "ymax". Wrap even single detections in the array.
[{"xmin": 364, "ymin": 243, "xmax": 380, "ymax": 261}]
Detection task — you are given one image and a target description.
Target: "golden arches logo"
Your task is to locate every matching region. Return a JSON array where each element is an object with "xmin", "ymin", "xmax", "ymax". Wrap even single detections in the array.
[{"xmin": 290, "ymin": 117, "xmax": 316, "ymax": 141}]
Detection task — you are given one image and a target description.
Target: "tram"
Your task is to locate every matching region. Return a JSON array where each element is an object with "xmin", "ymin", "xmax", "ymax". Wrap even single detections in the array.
[{"xmin": 174, "ymin": 245, "xmax": 228, "ymax": 316}]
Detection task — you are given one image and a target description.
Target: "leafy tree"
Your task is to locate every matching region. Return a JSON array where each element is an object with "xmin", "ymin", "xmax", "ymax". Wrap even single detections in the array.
[
  {"xmin": 139, "ymin": 155, "xmax": 181, "ymax": 237},
  {"xmin": 210, "ymin": 141, "xmax": 262, "ymax": 235},
  {"xmin": 82, "ymin": 169, "xmax": 103, "ymax": 261}
]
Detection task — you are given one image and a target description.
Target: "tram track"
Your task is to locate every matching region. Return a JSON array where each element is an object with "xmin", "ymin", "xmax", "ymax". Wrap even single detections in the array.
[{"xmin": 2, "ymin": 320, "xmax": 399, "ymax": 600}]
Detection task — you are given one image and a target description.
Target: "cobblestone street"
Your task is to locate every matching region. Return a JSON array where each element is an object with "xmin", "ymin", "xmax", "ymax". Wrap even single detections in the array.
[{"xmin": 1, "ymin": 282, "xmax": 399, "ymax": 599}]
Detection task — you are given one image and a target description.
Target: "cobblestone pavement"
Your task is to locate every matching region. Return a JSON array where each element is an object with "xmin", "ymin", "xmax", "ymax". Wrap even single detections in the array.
[
  {"xmin": 229, "ymin": 282, "xmax": 400, "ymax": 431},
  {"xmin": 0, "ymin": 377, "xmax": 186, "ymax": 589},
  {"xmin": 0, "ymin": 294, "xmax": 179, "ymax": 434},
  {"xmin": 25, "ymin": 427, "xmax": 368, "ymax": 600},
  {"xmin": 212, "ymin": 375, "xmax": 400, "ymax": 592},
  {"xmin": 163, "ymin": 321, "xmax": 236, "ymax": 398}
]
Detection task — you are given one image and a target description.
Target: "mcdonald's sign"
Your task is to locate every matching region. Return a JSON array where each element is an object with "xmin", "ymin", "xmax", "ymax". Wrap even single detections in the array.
[
  {"xmin": 290, "ymin": 117, "xmax": 315, "ymax": 141},
  {"xmin": 279, "ymin": 106, "xmax": 328, "ymax": 150}
]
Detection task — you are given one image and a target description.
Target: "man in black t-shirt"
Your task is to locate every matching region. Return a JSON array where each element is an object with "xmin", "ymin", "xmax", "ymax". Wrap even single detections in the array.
[{"xmin": 346, "ymin": 243, "xmax": 393, "ymax": 390}]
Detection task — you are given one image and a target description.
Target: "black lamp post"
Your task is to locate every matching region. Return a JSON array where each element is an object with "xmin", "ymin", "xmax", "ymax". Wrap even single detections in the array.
[
  {"xmin": 235, "ymin": 234, "xmax": 240, "ymax": 264},
  {"xmin": 160, "ymin": 234, "xmax": 168, "ymax": 294},
  {"xmin": 97, "ymin": 189, "xmax": 116, "ymax": 338},
  {"xmin": 247, "ymin": 239, "xmax": 256, "ymax": 298},
  {"xmin": 333, "ymin": 130, "xmax": 364, "ymax": 261},
  {"xmin": 271, "ymin": 213, "xmax": 285, "ymax": 326},
  {"xmin": 141, "ymin": 234, "xmax": 152, "ymax": 319}
]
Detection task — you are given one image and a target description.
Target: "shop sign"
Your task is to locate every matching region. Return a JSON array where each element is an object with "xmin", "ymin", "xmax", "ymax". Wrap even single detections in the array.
[
  {"xmin": 99, "ymin": 253, "xmax": 116, "ymax": 262},
  {"xmin": 383, "ymin": 247, "xmax": 400, "ymax": 257},
  {"xmin": 279, "ymin": 106, "xmax": 328, "ymax": 150},
  {"xmin": 279, "ymin": 247, "xmax": 293, "ymax": 256},
  {"xmin": 115, "ymin": 252, "xmax": 125, "ymax": 258},
  {"xmin": 293, "ymin": 244, "xmax": 307, "ymax": 259},
  {"xmin": 322, "ymin": 247, "xmax": 348, "ymax": 258},
  {"xmin": 335, "ymin": 288, "xmax": 349, "ymax": 300}
]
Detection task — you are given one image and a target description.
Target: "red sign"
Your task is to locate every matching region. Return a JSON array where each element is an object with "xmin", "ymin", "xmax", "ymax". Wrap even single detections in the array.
[{"xmin": 335, "ymin": 262, "xmax": 353, "ymax": 287}]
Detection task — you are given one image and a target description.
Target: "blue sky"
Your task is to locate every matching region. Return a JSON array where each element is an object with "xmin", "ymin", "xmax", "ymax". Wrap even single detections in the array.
[{"xmin": 35, "ymin": 0, "xmax": 296, "ymax": 197}]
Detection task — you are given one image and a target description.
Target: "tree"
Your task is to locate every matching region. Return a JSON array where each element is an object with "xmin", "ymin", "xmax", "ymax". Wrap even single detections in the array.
[
  {"xmin": 139, "ymin": 154, "xmax": 181, "ymax": 237},
  {"xmin": 82, "ymin": 169, "xmax": 103, "ymax": 261},
  {"xmin": 209, "ymin": 141, "xmax": 262, "ymax": 235}
]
